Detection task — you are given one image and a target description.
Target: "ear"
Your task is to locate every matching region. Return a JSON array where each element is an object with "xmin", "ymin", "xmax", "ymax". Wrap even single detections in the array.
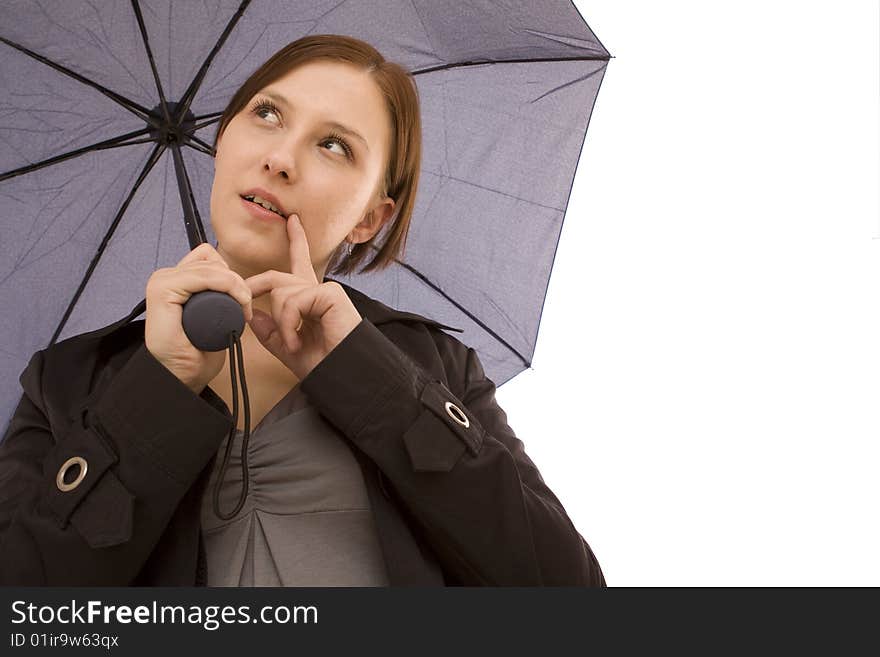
[{"xmin": 350, "ymin": 197, "xmax": 396, "ymax": 243}]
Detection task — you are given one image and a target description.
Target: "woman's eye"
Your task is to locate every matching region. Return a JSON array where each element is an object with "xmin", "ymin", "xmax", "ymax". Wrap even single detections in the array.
[
  {"xmin": 322, "ymin": 134, "xmax": 353, "ymax": 159},
  {"xmin": 250, "ymin": 99, "xmax": 281, "ymax": 124},
  {"xmin": 322, "ymin": 140, "xmax": 344, "ymax": 155}
]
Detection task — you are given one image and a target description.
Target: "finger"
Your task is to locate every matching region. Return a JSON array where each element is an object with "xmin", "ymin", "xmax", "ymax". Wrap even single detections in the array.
[
  {"xmin": 244, "ymin": 270, "xmax": 276, "ymax": 300},
  {"xmin": 259, "ymin": 283, "xmax": 295, "ymax": 352},
  {"xmin": 279, "ymin": 294, "xmax": 305, "ymax": 352},
  {"xmin": 249, "ymin": 308, "xmax": 280, "ymax": 348},
  {"xmin": 181, "ymin": 259, "xmax": 231, "ymax": 278},
  {"xmin": 277, "ymin": 284, "xmax": 338, "ymax": 350},
  {"xmin": 245, "ymin": 269, "xmax": 309, "ymax": 301},
  {"xmin": 269, "ymin": 284, "xmax": 298, "ymax": 347},
  {"xmin": 177, "ymin": 243, "xmax": 215, "ymax": 266},
  {"xmin": 286, "ymin": 214, "xmax": 318, "ymax": 283},
  {"xmin": 163, "ymin": 267, "xmax": 253, "ymax": 321},
  {"xmin": 177, "ymin": 242, "xmax": 229, "ymax": 268}
]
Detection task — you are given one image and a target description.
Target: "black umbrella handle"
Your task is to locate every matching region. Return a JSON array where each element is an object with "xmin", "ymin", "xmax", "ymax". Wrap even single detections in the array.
[{"xmin": 181, "ymin": 290, "xmax": 245, "ymax": 352}]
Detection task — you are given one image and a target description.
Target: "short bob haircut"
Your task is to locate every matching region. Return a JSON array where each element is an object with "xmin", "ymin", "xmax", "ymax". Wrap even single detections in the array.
[{"xmin": 211, "ymin": 34, "xmax": 422, "ymax": 277}]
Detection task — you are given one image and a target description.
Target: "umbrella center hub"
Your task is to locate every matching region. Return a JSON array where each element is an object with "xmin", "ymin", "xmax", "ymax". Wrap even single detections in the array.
[{"xmin": 147, "ymin": 101, "xmax": 196, "ymax": 145}]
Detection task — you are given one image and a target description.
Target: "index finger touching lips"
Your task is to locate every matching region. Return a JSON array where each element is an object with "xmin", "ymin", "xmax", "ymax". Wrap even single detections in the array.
[{"xmin": 286, "ymin": 214, "xmax": 317, "ymax": 283}]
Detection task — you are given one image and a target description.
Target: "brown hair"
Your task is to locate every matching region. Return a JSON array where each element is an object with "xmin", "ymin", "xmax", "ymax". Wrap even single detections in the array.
[{"xmin": 211, "ymin": 35, "xmax": 422, "ymax": 276}]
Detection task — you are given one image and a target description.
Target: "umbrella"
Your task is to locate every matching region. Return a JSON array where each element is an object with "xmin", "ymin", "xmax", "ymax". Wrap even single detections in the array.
[{"xmin": 0, "ymin": 0, "xmax": 611, "ymax": 437}]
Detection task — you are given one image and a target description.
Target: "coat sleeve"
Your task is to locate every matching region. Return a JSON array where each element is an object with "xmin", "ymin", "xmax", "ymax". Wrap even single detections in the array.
[
  {"xmin": 299, "ymin": 318, "xmax": 606, "ymax": 586},
  {"xmin": 0, "ymin": 344, "xmax": 232, "ymax": 585}
]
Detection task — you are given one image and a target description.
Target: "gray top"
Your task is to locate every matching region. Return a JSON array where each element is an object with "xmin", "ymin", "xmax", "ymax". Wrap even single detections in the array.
[{"xmin": 199, "ymin": 384, "xmax": 390, "ymax": 587}]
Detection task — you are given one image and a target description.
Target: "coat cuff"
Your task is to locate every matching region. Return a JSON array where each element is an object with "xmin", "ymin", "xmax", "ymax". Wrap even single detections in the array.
[
  {"xmin": 300, "ymin": 319, "xmax": 423, "ymax": 441},
  {"xmin": 92, "ymin": 343, "xmax": 233, "ymax": 485}
]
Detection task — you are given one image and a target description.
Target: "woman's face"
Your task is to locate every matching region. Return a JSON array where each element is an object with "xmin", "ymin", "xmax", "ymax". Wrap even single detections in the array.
[{"xmin": 210, "ymin": 60, "xmax": 395, "ymax": 281}]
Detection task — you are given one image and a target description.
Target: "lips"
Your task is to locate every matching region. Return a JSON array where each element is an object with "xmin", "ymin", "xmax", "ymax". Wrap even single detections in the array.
[
  {"xmin": 240, "ymin": 195, "xmax": 285, "ymax": 219},
  {"xmin": 240, "ymin": 196, "xmax": 287, "ymax": 223},
  {"xmin": 240, "ymin": 187, "xmax": 288, "ymax": 219}
]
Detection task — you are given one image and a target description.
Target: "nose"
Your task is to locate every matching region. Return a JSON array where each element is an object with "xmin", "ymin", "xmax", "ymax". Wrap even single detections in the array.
[{"xmin": 262, "ymin": 147, "xmax": 294, "ymax": 180}]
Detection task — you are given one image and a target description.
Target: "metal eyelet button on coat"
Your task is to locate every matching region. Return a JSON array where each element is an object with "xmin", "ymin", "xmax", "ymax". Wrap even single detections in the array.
[
  {"xmin": 56, "ymin": 456, "xmax": 88, "ymax": 492},
  {"xmin": 444, "ymin": 401, "xmax": 470, "ymax": 428}
]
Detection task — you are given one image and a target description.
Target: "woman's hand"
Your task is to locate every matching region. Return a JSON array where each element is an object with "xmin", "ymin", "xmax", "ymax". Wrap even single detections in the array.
[
  {"xmin": 244, "ymin": 214, "xmax": 363, "ymax": 381},
  {"xmin": 145, "ymin": 243, "xmax": 253, "ymax": 393}
]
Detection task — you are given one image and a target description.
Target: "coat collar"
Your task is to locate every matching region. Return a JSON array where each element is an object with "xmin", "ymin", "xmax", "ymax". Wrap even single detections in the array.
[{"xmin": 328, "ymin": 278, "xmax": 463, "ymax": 334}]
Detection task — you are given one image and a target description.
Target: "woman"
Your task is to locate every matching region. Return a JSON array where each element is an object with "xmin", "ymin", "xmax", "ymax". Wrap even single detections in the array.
[{"xmin": 0, "ymin": 35, "xmax": 605, "ymax": 586}]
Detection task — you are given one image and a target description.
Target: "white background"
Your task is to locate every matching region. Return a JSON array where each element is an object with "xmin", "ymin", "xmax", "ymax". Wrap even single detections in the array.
[{"xmin": 494, "ymin": 0, "xmax": 880, "ymax": 585}]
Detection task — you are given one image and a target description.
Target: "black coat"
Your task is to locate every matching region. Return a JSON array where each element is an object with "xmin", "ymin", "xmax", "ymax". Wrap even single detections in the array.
[{"xmin": 0, "ymin": 280, "xmax": 605, "ymax": 586}]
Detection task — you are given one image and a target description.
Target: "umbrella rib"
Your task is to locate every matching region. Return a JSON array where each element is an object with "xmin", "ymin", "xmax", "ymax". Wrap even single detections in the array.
[
  {"xmin": 392, "ymin": 257, "xmax": 531, "ymax": 369},
  {"xmin": 103, "ymin": 137, "xmax": 158, "ymax": 147},
  {"xmin": 0, "ymin": 127, "xmax": 154, "ymax": 182},
  {"xmin": 410, "ymin": 54, "xmax": 610, "ymax": 76},
  {"xmin": 421, "ymin": 170, "xmax": 565, "ymax": 214},
  {"xmin": 49, "ymin": 143, "xmax": 167, "ymax": 347},
  {"xmin": 130, "ymin": 0, "xmax": 173, "ymax": 126},
  {"xmin": 175, "ymin": 0, "xmax": 253, "ymax": 128},
  {"xmin": 529, "ymin": 66, "xmax": 606, "ymax": 104},
  {"xmin": 183, "ymin": 137, "xmax": 215, "ymax": 157},
  {"xmin": 181, "ymin": 153, "xmax": 208, "ymax": 243},
  {"xmin": 191, "ymin": 115, "xmax": 222, "ymax": 133},
  {"xmin": 170, "ymin": 144, "xmax": 209, "ymax": 247},
  {"xmin": 0, "ymin": 35, "xmax": 157, "ymax": 125}
]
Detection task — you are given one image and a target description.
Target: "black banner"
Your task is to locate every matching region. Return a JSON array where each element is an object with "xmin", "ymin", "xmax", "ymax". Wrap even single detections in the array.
[{"xmin": 0, "ymin": 587, "xmax": 873, "ymax": 654}]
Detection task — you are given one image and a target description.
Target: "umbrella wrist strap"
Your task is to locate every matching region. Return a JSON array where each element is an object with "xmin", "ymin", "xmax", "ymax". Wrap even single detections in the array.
[{"xmin": 211, "ymin": 332, "xmax": 251, "ymax": 521}]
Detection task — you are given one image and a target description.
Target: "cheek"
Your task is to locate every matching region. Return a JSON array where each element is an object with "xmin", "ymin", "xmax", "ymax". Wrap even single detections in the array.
[{"xmin": 321, "ymin": 207, "xmax": 356, "ymax": 234}]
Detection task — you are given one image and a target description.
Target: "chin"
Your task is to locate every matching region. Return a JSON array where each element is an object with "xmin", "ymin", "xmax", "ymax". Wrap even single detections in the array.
[{"xmin": 216, "ymin": 234, "xmax": 268, "ymax": 261}]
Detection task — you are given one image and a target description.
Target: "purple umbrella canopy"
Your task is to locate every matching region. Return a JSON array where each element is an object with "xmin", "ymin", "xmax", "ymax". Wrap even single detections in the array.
[{"xmin": 0, "ymin": 0, "xmax": 610, "ymax": 436}]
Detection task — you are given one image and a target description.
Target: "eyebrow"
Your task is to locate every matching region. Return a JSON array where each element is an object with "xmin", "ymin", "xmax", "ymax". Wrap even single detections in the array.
[{"xmin": 261, "ymin": 91, "xmax": 370, "ymax": 153}]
